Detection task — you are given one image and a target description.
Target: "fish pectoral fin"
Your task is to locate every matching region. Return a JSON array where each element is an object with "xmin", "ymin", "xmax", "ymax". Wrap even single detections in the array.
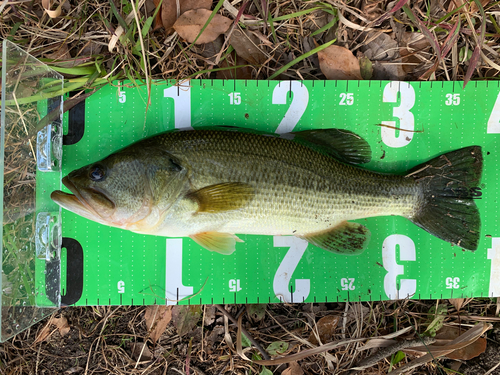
[
  {"xmin": 188, "ymin": 183, "xmax": 254, "ymax": 213},
  {"xmin": 293, "ymin": 129, "xmax": 371, "ymax": 164},
  {"xmin": 190, "ymin": 232, "xmax": 243, "ymax": 255},
  {"xmin": 302, "ymin": 221, "xmax": 371, "ymax": 255}
]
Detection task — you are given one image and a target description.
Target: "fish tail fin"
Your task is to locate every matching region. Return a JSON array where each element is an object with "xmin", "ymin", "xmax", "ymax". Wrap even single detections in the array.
[{"xmin": 408, "ymin": 146, "xmax": 483, "ymax": 251}]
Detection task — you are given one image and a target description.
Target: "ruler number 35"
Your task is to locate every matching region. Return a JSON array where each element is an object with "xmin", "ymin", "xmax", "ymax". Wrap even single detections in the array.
[{"xmin": 445, "ymin": 93, "xmax": 460, "ymax": 106}]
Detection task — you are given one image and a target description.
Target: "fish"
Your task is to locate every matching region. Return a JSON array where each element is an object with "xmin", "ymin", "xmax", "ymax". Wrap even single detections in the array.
[{"xmin": 51, "ymin": 128, "xmax": 483, "ymax": 255}]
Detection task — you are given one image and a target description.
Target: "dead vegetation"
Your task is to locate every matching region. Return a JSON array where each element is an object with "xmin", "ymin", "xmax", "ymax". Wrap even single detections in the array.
[
  {"xmin": 1, "ymin": 300, "xmax": 499, "ymax": 374},
  {"xmin": 2, "ymin": 0, "xmax": 500, "ymax": 374},
  {"xmin": 1, "ymin": 0, "xmax": 499, "ymax": 88}
]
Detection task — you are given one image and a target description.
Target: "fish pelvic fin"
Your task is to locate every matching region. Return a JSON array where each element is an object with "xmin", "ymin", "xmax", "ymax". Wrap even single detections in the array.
[
  {"xmin": 188, "ymin": 183, "xmax": 254, "ymax": 213},
  {"xmin": 408, "ymin": 146, "xmax": 483, "ymax": 251},
  {"xmin": 293, "ymin": 129, "xmax": 372, "ymax": 164},
  {"xmin": 190, "ymin": 232, "xmax": 243, "ymax": 255},
  {"xmin": 302, "ymin": 221, "xmax": 371, "ymax": 255}
]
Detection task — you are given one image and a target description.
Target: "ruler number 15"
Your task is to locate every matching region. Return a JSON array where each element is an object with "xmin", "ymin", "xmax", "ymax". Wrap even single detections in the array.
[
  {"xmin": 228, "ymin": 92, "xmax": 241, "ymax": 105},
  {"xmin": 445, "ymin": 93, "xmax": 460, "ymax": 106}
]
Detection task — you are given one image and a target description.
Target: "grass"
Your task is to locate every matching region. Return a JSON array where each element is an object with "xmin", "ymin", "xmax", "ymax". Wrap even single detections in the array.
[{"xmin": 1, "ymin": 0, "xmax": 500, "ymax": 373}]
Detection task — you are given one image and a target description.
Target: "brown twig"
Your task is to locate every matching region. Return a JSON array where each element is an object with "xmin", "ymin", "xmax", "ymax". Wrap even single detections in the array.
[{"xmin": 349, "ymin": 336, "xmax": 436, "ymax": 373}]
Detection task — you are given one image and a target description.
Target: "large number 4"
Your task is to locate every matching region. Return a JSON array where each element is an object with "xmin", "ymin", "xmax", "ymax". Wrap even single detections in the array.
[{"xmin": 487, "ymin": 92, "xmax": 500, "ymax": 133}]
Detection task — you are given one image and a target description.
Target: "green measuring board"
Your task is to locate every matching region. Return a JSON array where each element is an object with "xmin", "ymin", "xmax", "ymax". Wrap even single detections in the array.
[{"xmin": 56, "ymin": 79, "xmax": 500, "ymax": 306}]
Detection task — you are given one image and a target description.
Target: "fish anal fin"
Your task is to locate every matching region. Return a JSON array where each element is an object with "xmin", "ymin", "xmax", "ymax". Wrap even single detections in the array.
[
  {"xmin": 190, "ymin": 232, "xmax": 243, "ymax": 255},
  {"xmin": 293, "ymin": 129, "xmax": 371, "ymax": 164},
  {"xmin": 302, "ymin": 221, "xmax": 370, "ymax": 255},
  {"xmin": 188, "ymin": 183, "xmax": 254, "ymax": 213}
]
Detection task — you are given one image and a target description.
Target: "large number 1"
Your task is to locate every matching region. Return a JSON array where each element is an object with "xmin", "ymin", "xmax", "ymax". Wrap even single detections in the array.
[
  {"xmin": 163, "ymin": 83, "xmax": 193, "ymax": 130},
  {"xmin": 381, "ymin": 82, "xmax": 416, "ymax": 148}
]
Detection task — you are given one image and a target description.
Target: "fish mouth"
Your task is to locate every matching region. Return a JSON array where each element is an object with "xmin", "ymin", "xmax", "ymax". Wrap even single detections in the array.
[{"xmin": 51, "ymin": 177, "xmax": 115, "ymax": 219}]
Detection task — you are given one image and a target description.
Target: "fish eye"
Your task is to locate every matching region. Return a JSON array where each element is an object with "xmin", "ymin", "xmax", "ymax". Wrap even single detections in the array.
[{"xmin": 89, "ymin": 165, "xmax": 106, "ymax": 181}]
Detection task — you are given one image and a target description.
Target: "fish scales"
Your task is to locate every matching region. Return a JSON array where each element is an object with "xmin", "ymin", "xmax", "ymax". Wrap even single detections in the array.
[{"xmin": 144, "ymin": 130, "xmax": 421, "ymax": 236}]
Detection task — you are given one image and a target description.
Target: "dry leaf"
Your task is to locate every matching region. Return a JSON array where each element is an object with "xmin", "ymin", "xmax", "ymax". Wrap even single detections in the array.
[
  {"xmin": 360, "ymin": 32, "xmax": 405, "ymax": 80},
  {"xmin": 65, "ymin": 366, "xmax": 84, "ymax": 374},
  {"xmin": 174, "ymin": 9, "xmax": 231, "ymax": 44},
  {"xmin": 436, "ymin": 326, "xmax": 487, "ymax": 360},
  {"xmin": 400, "ymin": 32, "xmax": 430, "ymax": 76},
  {"xmin": 130, "ymin": 342, "xmax": 153, "ymax": 361},
  {"xmin": 449, "ymin": 0, "xmax": 489, "ymax": 14},
  {"xmin": 144, "ymin": 305, "xmax": 172, "ymax": 343},
  {"xmin": 396, "ymin": 323, "xmax": 492, "ymax": 375},
  {"xmin": 246, "ymin": 304, "xmax": 267, "ymax": 322},
  {"xmin": 318, "ymin": 45, "xmax": 362, "ymax": 80},
  {"xmin": 230, "ymin": 29, "xmax": 267, "ymax": 65},
  {"xmin": 161, "ymin": 0, "xmax": 213, "ymax": 33},
  {"xmin": 152, "ymin": 0, "xmax": 163, "ymax": 31},
  {"xmin": 449, "ymin": 298, "xmax": 465, "ymax": 312},
  {"xmin": 54, "ymin": 316, "xmax": 71, "ymax": 336},
  {"xmin": 217, "ymin": 54, "xmax": 254, "ymax": 79},
  {"xmin": 34, "ymin": 315, "xmax": 70, "ymax": 344},
  {"xmin": 282, "ymin": 361, "xmax": 304, "ymax": 375},
  {"xmin": 171, "ymin": 305, "xmax": 202, "ymax": 337},
  {"xmin": 193, "ymin": 36, "xmax": 223, "ymax": 63},
  {"xmin": 42, "ymin": 0, "xmax": 67, "ymax": 18},
  {"xmin": 308, "ymin": 315, "xmax": 340, "ymax": 346},
  {"xmin": 359, "ymin": 55, "xmax": 373, "ymax": 80},
  {"xmin": 43, "ymin": 43, "xmax": 72, "ymax": 61},
  {"xmin": 361, "ymin": 0, "xmax": 384, "ymax": 21}
]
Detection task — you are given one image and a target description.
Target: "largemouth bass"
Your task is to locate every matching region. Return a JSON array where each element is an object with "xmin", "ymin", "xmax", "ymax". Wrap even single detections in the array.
[{"xmin": 51, "ymin": 128, "xmax": 483, "ymax": 255}]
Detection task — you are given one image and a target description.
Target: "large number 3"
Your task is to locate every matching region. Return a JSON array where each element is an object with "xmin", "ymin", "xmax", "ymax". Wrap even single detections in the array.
[
  {"xmin": 382, "ymin": 234, "xmax": 417, "ymax": 299},
  {"xmin": 381, "ymin": 82, "xmax": 416, "ymax": 148}
]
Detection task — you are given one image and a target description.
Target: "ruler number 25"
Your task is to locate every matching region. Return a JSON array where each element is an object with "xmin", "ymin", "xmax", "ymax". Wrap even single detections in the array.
[{"xmin": 339, "ymin": 93, "xmax": 354, "ymax": 105}]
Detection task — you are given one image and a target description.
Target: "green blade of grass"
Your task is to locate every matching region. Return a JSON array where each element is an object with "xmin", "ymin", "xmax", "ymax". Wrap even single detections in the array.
[
  {"xmin": 109, "ymin": 0, "xmax": 129, "ymax": 32},
  {"xmin": 310, "ymin": 15, "xmax": 339, "ymax": 37},
  {"xmin": 268, "ymin": 38, "xmax": 337, "ymax": 80},
  {"xmin": 270, "ymin": 6, "xmax": 323, "ymax": 22},
  {"xmin": 189, "ymin": 0, "xmax": 226, "ymax": 47}
]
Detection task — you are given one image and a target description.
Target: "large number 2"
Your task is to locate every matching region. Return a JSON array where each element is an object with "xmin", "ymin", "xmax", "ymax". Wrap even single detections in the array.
[
  {"xmin": 382, "ymin": 234, "xmax": 417, "ymax": 299},
  {"xmin": 381, "ymin": 82, "xmax": 416, "ymax": 148},
  {"xmin": 273, "ymin": 236, "xmax": 310, "ymax": 303},
  {"xmin": 272, "ymin": 82, "xmax": 309, "ymax": 134}
]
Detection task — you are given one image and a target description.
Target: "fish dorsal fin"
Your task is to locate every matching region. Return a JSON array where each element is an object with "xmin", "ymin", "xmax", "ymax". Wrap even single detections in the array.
[
  {"xmin": 293, "ymin": 129, "xmax": 371, "ymax": 164},
  {"xmin": 302, "ymin": 221, "xmax": 371, "ymax": 255},
  {"xmin": 188, "ymin": 183, "xmax": 254, "ymax": 213},
  {"xmin": 190, "ymin": 232, "xmax": 243, "ymax": 254}
]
